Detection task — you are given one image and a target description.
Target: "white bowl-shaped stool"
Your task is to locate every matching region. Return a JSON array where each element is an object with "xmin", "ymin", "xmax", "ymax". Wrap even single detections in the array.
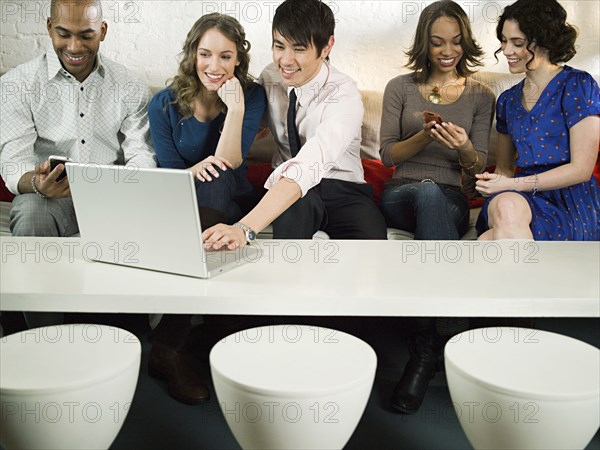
[
  {"xmin": 210, "ymin": 324, "xmax": 377, "ymax": 450},
  {"xmin": 445, "ymin": 327, "xmax": 600, "ymax": 450},
  {"xmin": 0, "ymin": 324, "xmax": 141, "ymax": 450}
]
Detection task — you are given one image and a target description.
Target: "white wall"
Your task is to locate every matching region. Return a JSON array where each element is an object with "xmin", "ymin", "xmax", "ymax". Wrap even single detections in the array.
[{"xmin": 1, "ymin": 1, "xmax": 598, "ymax": 91}]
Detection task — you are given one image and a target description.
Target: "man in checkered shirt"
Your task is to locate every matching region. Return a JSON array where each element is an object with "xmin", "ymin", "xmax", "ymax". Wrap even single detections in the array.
[{"xmin": 0, "ymin": 0, "xmax": 156, "ymax": 236}]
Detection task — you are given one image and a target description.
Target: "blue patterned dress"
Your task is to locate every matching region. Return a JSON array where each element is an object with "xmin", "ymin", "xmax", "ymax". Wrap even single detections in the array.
[{"xmin": 477, "ymin": 66, "xmax": 600, "ymax": 240}]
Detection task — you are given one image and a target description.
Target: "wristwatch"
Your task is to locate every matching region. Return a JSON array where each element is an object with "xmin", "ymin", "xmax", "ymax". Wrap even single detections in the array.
[{"xmin": 233, "ymin": 222, "xmax": 256, "ymax": 243}]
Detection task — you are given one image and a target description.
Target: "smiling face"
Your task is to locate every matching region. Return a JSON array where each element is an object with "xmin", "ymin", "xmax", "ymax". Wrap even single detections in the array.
[
  {"xmin": 47, "ymin": 0, "xmax": 107, "ymax": 83},
  {"xmin": 500, "ymin": 19, "xmax": 536, "ymax": 73},
  {"xmin": 428, "ymin": 16, "xmax": 464, "ymax": 76},
  {"xmin": 272, "ymin": 31, "xmax": 332, "ymax": 88},
  {"xmin": 196, "ymin": 27, "xmax": 239, "ymax": 91}
]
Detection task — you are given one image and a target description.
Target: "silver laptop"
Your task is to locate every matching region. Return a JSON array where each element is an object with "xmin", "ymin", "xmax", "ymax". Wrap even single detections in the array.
[{"xmin": 67, "ymin": 163, "xmax": 260, "ymax": 278}]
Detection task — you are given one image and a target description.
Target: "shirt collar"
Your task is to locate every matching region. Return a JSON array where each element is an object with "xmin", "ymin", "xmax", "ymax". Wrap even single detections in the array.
[
  {"xmin": 287, "ymin": 62, "xmax": 331, "ymax": 107},
  {"xmin": 46, "ymin": 43, "xmax": 105, "ymax": 82}
]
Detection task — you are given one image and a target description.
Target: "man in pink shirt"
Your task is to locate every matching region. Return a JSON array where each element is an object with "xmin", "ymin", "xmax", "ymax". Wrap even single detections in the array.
[{"xmin": 203, "ymin": 0, "xmax": 386, "ymax": 247}]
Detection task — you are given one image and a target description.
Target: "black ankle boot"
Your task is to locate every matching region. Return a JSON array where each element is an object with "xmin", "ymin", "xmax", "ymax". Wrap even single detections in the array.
[{"xmin": 391, "ymin": 332, "xmax": 440, "ymax": 414}]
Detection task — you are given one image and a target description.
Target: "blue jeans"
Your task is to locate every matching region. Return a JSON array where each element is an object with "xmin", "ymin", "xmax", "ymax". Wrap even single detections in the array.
[
  {"xmin": 194, "ymin": 167, "xmax": 261, "ymax": 227},
  {"xmin": 380, "ymin": 182, "xmax": 469, "ymax": 239}
]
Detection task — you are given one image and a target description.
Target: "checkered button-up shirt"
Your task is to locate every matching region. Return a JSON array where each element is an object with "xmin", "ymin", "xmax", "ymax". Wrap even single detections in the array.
[{"xmin": 0, "ymin": 46, "xmax": 156, "ymax": 194}]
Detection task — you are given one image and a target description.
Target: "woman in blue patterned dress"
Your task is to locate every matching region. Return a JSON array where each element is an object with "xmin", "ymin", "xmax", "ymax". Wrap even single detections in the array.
[{"xmin": 476, "ymin": 0, "xmax": 600, "ymax": 240}]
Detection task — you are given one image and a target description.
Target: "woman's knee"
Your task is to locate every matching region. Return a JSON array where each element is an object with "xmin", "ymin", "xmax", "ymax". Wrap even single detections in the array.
[
  {"xmin": 195, "ymin": 169, "xmax": 239, "ymax": 207},
  {"xmin": 381, "ymin": 183, "xmax": 443, "ymax": 207},
  {"xmin": 488, "ymin": 193, "xmax": 531, "ymax": 227},
  {"xmin": 415, "ymin": 182, "xmax": 444, "ymax": 199},
  {"xmin": 195, "ymin": 167, "xmax": 236, "ymax": 192}
]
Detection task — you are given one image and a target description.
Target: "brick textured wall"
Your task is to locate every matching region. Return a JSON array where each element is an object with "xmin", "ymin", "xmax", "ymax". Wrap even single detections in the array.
[{"xmin": 1, "ymin": 1, "xmax": 599, "ymax": 90}]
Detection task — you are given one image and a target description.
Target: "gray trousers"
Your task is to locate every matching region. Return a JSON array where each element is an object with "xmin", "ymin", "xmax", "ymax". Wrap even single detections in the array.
[
  {"xmin": 9, "ymin": 194, "xmax": 79, "ymax": 237},
  {"xmin": 9, "ymin": 194, "xmax": 76, "ymax": 327}
]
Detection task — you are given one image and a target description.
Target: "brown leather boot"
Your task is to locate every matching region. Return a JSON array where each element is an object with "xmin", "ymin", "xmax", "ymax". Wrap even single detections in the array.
[{"xmin": 148, "ymin": 345, "xmax": 210, "ymax": 404}]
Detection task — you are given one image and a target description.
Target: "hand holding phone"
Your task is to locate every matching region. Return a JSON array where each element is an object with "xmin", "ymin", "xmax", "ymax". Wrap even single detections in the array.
[
  {"xmin": 48, "ymin": 155, "xmax": 73, "ymax": 181},
  {"xmin": 423, "ymin": 111, "xmax": 444, "ymax": 125}
]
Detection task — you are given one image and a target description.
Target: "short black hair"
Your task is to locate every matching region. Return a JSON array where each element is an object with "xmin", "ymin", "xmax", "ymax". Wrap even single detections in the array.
[
  {"xmin": 495, "ymin": 0, "xmax": 577, "ymax": 69},
  {"xmin": 272, "ymin": 0, "xmax": 335, "ymax": 60}
]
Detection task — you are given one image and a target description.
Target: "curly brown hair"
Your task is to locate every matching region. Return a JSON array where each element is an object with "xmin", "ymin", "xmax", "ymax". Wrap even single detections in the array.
[
  {"xmin": 405, "ymin": 0, "xmax": 484, "ymax": 84},
  {"xmin": 169, "ymin": 13, "xmax": 253, "ymax": 119},
  {"xmin": 495, "ymin": 0, "xmax": 577, "ymax": 70}
]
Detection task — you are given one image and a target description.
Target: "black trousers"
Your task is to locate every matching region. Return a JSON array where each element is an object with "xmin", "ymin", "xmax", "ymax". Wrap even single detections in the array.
[{"xmin": 273, "ymin": 178, "xmax": 387, "ymax": 239}]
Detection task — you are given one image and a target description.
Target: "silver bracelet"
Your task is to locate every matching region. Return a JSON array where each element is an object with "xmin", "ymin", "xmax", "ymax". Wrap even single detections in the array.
[
  {"xmin": 532, "ymin": 174, "xmax": 539, "ymax": 196},
  {"xmin": 31, "ymin": 174, "xmax": 49, "ymax": 199}
]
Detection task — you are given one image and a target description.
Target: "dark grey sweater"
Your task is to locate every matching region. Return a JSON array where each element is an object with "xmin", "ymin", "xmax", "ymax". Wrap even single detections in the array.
[{"xmin": 379, "ymin": 74, "xmax": 495, "ymax": 188}]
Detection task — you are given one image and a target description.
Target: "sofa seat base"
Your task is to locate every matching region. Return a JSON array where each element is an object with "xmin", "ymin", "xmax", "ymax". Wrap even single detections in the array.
[
  {"xmin": 0, "ymin": 201, "xmax": 481, "ymax": 240},
  {"xmin": 0, "ymin": 202, "xmax": 11, "ymax": 237},
  {"xmin": 385, "ymin": 208, "xmax": 480, "ymax": 240}
]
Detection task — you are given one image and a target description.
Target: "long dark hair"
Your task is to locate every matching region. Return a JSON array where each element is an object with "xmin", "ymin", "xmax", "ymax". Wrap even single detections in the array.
[{"xmin": 406, "ymin": 0, "xmax": 484, "ymax": 84}]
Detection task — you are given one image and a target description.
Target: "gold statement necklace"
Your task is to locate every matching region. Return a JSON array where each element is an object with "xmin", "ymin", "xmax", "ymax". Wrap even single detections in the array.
[{"xmin": 427, "ymin": 77, "xmax": 460, "ymax": 104}]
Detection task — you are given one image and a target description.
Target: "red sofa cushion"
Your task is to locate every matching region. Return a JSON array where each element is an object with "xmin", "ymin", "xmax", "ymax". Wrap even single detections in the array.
[
  {"xmin": 361, "ymin": 159, "xmax": 393, "ymax": 204},
  {"xmin": 594, "ymin": 152, "xmax": 600, "ymax": 188},
  {"xmin": 245, "ymin": 163, "xmax": 272, "ymax": 194},
  {"xmin": 246, "ymin": 160, "xmax": 395, "ymax": 204},
  {"xmin": 0, "ymin": 175, "xmax": 15, "ymax": 202}
]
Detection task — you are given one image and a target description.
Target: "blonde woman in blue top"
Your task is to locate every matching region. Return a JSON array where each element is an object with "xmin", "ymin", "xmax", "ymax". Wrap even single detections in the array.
[
  {"xmin": 147, "ymin": 13, "xmax": 266, "ymax": 405},
  {"xmin": 149, "ymin": 13, "xmax": 266, "ymax": 228}
]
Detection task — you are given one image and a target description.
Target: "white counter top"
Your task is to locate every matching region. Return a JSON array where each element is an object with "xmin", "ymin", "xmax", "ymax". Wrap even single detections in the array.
[{"xmin": 1, "ymin": 238, "xmax": 598, "ymax": 317}]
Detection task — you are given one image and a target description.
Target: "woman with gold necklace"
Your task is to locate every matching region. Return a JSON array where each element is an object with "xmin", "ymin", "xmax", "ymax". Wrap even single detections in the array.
[{"xmin": 379, "ymin": 0, "xmax": 495, "ymax": 414}]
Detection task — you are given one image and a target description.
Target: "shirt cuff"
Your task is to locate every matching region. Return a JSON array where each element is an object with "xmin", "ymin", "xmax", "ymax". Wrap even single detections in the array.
[
  {"xmin": 4, "ymin": 163, "xmax": 34, "ymax": 195},
  {"xmin": 264, "ymin": 160, "xmax": 317, "ymax": 197}
]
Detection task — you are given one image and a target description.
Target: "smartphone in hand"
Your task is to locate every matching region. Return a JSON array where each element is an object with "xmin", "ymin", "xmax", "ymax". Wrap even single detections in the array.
[
  {"xmin": 423, "ymin": 111, "xmax": 444, "ymax": 125},
  {"xmin": 48, "ymin": 155, "xmax": 73, "ymax": 181}
]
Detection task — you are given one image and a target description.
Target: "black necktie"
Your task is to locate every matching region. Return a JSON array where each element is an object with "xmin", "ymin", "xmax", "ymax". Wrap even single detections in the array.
[{"xmin": 287, "ymin": 89, "xmax": 301, "ymax": 157}]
